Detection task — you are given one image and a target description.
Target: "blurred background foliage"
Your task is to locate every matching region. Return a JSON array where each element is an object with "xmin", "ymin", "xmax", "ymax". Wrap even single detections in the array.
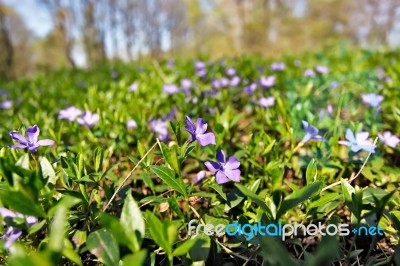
[{"xmin": 0, "ymin": 0, "xmax": 399, "ymax": 80}]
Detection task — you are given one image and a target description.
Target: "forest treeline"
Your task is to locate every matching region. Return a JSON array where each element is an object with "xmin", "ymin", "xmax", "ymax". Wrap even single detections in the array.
[{"xmin": 0, "ymin": 0, "xmax": 398, "ymax": 79}]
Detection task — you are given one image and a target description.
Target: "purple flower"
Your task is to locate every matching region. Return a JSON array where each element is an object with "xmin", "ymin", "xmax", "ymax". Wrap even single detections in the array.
[
  {"xmin": 181, "ymin": 79, "xmax": 192, "ymax": 89},
  {"xmin": 230, "ymin": 76, "xmax": 241, "ymax": 87},
  {"xmin": 212, "ymin": 79, "xmax": 221, "ymax": 90},
  {"xmin": 77, "ymin": 111, "xmax": 99, "ymax": 127},
  {"xmin": 128, "ymin": 82, "xmax": 138, "ymax": 92},
  {"xmin": 301, "ymin": 121, "xmax": 324, "ymax": 143},
  {"xmin": 220, "ymin": 77, "xmax": 229, "ymax": 87},
  {"xmin": 378, "ymin": 131, "xmax": 399, "ymax": 148},
  {"xmin": 257, "ymin": 96, "xmax": 275, "ymax": 108},
  {"xmin": 338, "ymin": 128, "xmax": 375, "ymax": 153},
  {"xmin": 58, "ymin": 106, "xmax": 82, "ymax": 121},
  {"xmin": 243, "ymin": 83, "xmax": 258, "ymax": 95},
  {"xmin": 111, "ymin": 70, "xmax": 118, "ymax": 78},
  {"xmin": 315, "ymin": 65, "xmax": 329, "ymax": 74},
  {"xmin": 361, "ymin": 93, "xmax": 384, "ymax": 108},
  {"xmin": 0, "ymin": 208, "xmax": 37, "ymax": 249},
  {"xmin": 127, "ymin": 119, "xmax": 137, "ymax": 129},
  {"xmin": 260, "ymin": 76, "xmax": 275, "ymax": 88},
  {"xmin": 194, "ymin": 60, "xmax": 206, "ymax": 70},
  {"xmin": 149, "ymin": 119, "xmax": 169, "ymax": 141},
  {"xmin": 162, "ymin": 84, "xmax": 180, "ymax": 95},
  {"xmin": 270, "ymin": 62, "xmax": 285, "ymax": 71},
  {"xmin": 318, "ymin": 105, "xmax": 334, "ymax": 120},
  {"xmin": 205, "ymin": 150, "xmax": 241, "ymax": 184},
  {"xmin": 194, "ymin": 170, "xmax": 207, "ymax": 184},
  {"xmin": 196, "ymin": 68, "xmax": 207, "ymax": 77},
  {"xmin": 184, "ymin": 116, "xmax": 216, "ymax": 146},
  {"xmin": 303, "ymin": 69, "xmax": 315, "ymax": 77},
  {"xmin": 226, "ymin": 67, "xmax": 236, "ymax": 76},
  {"xmin": 9, "ymin": 125, "xmax": 55, "ymax": 153},
  {"xmin": 257, "ymin": 66, "xmax": 264, "ymax": 73},
  {"xmin": 0, "ymin": 100, "xmax": 12, "ymax": 109},
  {"xmin": 167, "ymin": 59, "xmax": 175, "ymax": 67}
]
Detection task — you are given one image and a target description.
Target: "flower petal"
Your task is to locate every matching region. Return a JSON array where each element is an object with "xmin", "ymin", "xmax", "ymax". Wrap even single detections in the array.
[
  {"xmin": 196, "ymin": 133, "xmax": 215, "ymax": 146},
  {"xmin": 345, "ymin": 128, "xmax": 356, "ymax": 143},
  {"xmin": 9, "ymin": 132, "xmax": 28, "ymax": 145},
  {"xmin": 4, "ymin": 229, "xmax": 22, "ymax": 249},
  {"xmin": 184, "ymin": 116, "xmax": 195, "ymax": 133},
  {"xmin": 224, "ymin": 156, "xmax": 240, "ymax": 170},
  {"xmin": 195, "ymin": 118, "xmax": 207, "ymax": 135},
  {"xmin": 338, "ymin": 140, "xmax": 349, "ymax": 146},
  {"xmin": 216, "ymin": 150, "xmax": 226, "ymax": 164},
  {"xmin": 223, "ymin": 169, "xmax": 241, "ymax": 182},
  {"xmin": 37, "ymin": 139, "xmax": 55, "ymax": 146},
  {"xmin": 301, "ymin": 120, "xmax": 309, "ymax": 130},
  {"xmin": 194, "ymin": 171, "xmax": 206, "ymax": 184},
  {"xmin": 356, "ymin": 132, "xmax": 369, "ymax": 142},
  {"xmin": 9, "ymin": 144, "xmax": 27, "ymax": 149},
  {"xmin": 0, "ymin": 208, "xmax": 16, "ymax": 218},
  {"xmin": 26, "ymin": 125, "xmax": 40, "ymax": 144},
  {"xmin": 204, "ymin": 161, "xmax": 220, "ymax": 173},
  {"xmin": 216, "ymin": 171, "xmax": 230, "ymax": 184}
]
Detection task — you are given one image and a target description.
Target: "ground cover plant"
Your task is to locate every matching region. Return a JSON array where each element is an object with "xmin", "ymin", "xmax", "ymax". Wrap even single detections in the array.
[{"xmin": 0, "ymin": 46, "xmax": 399, "ymax": 265}]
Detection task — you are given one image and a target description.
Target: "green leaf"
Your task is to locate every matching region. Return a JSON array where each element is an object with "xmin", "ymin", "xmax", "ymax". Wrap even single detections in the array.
[
  {"xmin": 46, "ymin": 206, "xmax": 66, "ymax": 263},
  {"xmin": 209, "ymin": 184, "xmax": 227, "ymax": 201},
  {"xmin": 146, "ymin": 211, "xmax": 172, "ymax": 256},
  {"xmin": 306, "ymin": 159, "xmax": 317, "ymax": 185},
  {"xmin": 276, "ymin": 181, "xmax": 322, "ymax": 219},
  {"xmin": 235, "ymin": 183, "xmax": 273, "ymax": 219},
  {"xmin": 120, "ymin": 192, "xmax": 145, "ymax": 253},
  {"xmin": 173, "ymin": 238, "xmax": 199, "ymax": 256},
  {"xmin": 86, "ymin": 229, "xmax": 120, "ymax": 266},
  {"xmin": 158, "ymin": 142, "xmax": 180, "ymax": 175},
  {"xmin": 0, "ymin": 190, "xmax": 45, "ymax": 217},
  {"xmin": 122, "ymin": 250, "xmax": 148, "ymax": 266},
  {"xmin": 94, "ymin": 147, "xmax": 104, "ymax": 172},
  {"xmin": 40, "ymin": 157, "xmax": 56, "ymax": 184},
  {"xmin": 260, "ymin": 236, "xmax": 299, "ymax": 265},
  {"xmin": 151, "ymin": 165, "xmax": 187, "ymax": 198},
  {"xmin": 168, "ymin": 197, "xmax": 184, "ymax": 219},
  {"xmin": 308, "ymin": 193, "xmax": 340, "ymax": 209}
]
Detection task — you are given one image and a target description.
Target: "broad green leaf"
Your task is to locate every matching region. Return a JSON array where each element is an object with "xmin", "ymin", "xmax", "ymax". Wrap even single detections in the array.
[
  {"xmin": 86, "ymin": 229, "xmax": 120, "ymax": 266},
  {"xmin": 209, "ymin": 184, "xmax": 227, "ymax": 201},
  {"xmin": 120, "ymin": 192, "xmax": 145, "ymax": 253},
  {"xmin": 235, "ymin": 183, "xmax": 273, "ymax": 218},
  {"xmin": 151, "ymin": 165, "xmax": 187, "ymax": 198},
  {"xmin": 46, "ymin": 206, "xmax": 66, "ymax": 263},
  {"xmin": 40, "ymin": 157, "xmax": 56, "ymax": 184},
  {"xmin": 0, "ymin": 190, "xmax": 45, "ymax": 217},
  {"xmin": 146, "ymin": 211, "xmax": 172, "ymax": 255},
  {"xmin": 306, "ymin": 159, "xmax": 317, "ymax": 185},
  {"xmin": 122, "ymin": 250, "xmax": 148, "ymax": 266},
  {"xmin": 260, "ymin": 236, "xmax": 299, "ymax": 265},
  {"xmin": 308, "ymin": 193, "xmax": 340, "ymax": 209},
  {"xmin": 276, "ymin": 181, "xmax": 322, "ymax": 219},
  {"xmin": 173, "ymin": 238, "xmax": 199, "ymax": 256}
]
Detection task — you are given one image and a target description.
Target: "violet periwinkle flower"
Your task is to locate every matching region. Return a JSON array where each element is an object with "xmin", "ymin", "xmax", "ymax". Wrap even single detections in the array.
[
  {"xmin": 378, "ymin": 131, "xmax": 399, "ymax": 148},
  {"xmin": 149, "ymin": 118, "xmax": 169, "ymax": 142},
  {"xmin": 162, "ymin": 84, "xmax": 180, "ymax": 95},
  {"xmin": 111, "ymin": 70, "xmax": 118, "ymax": 79},
  {"xmin": 58, "ymin": 106, "xmax": 82, "ymax": 121},
  {"xmin": 318, "ymin": 105, "xmax": 334, "ymax": 120},
  {"xmin": 128, "ymin": 82, "xmax": 138, "ymax": 92},
  {"xmin": 260, "ymin": 76, "xmax": 275, "ymax": 88},
  {"xmin": 230, "ymin": 76, "xmax": 241, "ymax": 87},
  {"xmin": 194, "ymin": 60, "xmax": 206, "ymax": 70},
  {"xmin": 303, "ymin": 69, "xmax": 315, "ymax": 77},
  {"xmin": 257, "ymin": 66, "xmax": 265, "ymax": 73},
  {"xmin": 194, "ymin": 170, "xmax": 207, "ymax": 184},
  {"xmin": 226, "ymin": 67, "xmax": 236, "ymax": 76},
  {"xmin": 0, "ymin": 208, "xmax": 37, "ymax": 249},
  {"xmin": 9, "ymin": 125, "xmax": 55, "ymax": 153},
  {"xmin": 330, "ymin": 80, "xmax": 339, "ymax": 89},
  {"xmin": 77, "ymin": 111, "xmax": 99, "ymax": 127},
  {"xmin": 257, "ymin": 96, "xmax": 275, "ymax": 108},
  {"xmin": 162, "ymin": 107, "xmax": 177, "ymax": 121},
  {"xmin": 205, "ymin": 150, "xmax": 241, "ymax": 184},
  {"xmin": 270, "ymin": 62, "xmax": 285, "ymax": 71},
  {"xmin": 167, "ymin": 59, "xmax": 175, "ymax": 67},
  {"xmin": 243, "ymin": 83, "xmax": 258, "ymax": 95},
  {"xmin": 301, "ymin": 121, "xmax": 324, "ymax": 143},
  {"xmin": 127, "ymin": 119, "xmax": 137, "ymax": 129},
  {"xmin": 184, "ymin": 116, "xmax": 216, "ymax": 146},
  {"xmin": 361, "ymin": 93, "xmax": 384, "ymax": 108},
  {"xmin": 315, "ymin": 65, "xmax": 329, "ymax": 74},
  {"xmin": 338, "ymin": 128, "xmax": 375, "ymax": 153},
  {"xmin": 181, "ymin": 79, "xmax": 192, "ymax": 90},
  {"xmin": 220, "ymin": 77, "xmax": 230, "ymax": 87},
  {"xmin": 212, "ymin": 79, "xmax": 221, "ymax": 90},
  {"xmin": 196, "ymin": 68, "xmax": 207, "ymax": 77},
  {"xmin": 0, "ymin": 100, "xmax": 13, "ymax": 109}
]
